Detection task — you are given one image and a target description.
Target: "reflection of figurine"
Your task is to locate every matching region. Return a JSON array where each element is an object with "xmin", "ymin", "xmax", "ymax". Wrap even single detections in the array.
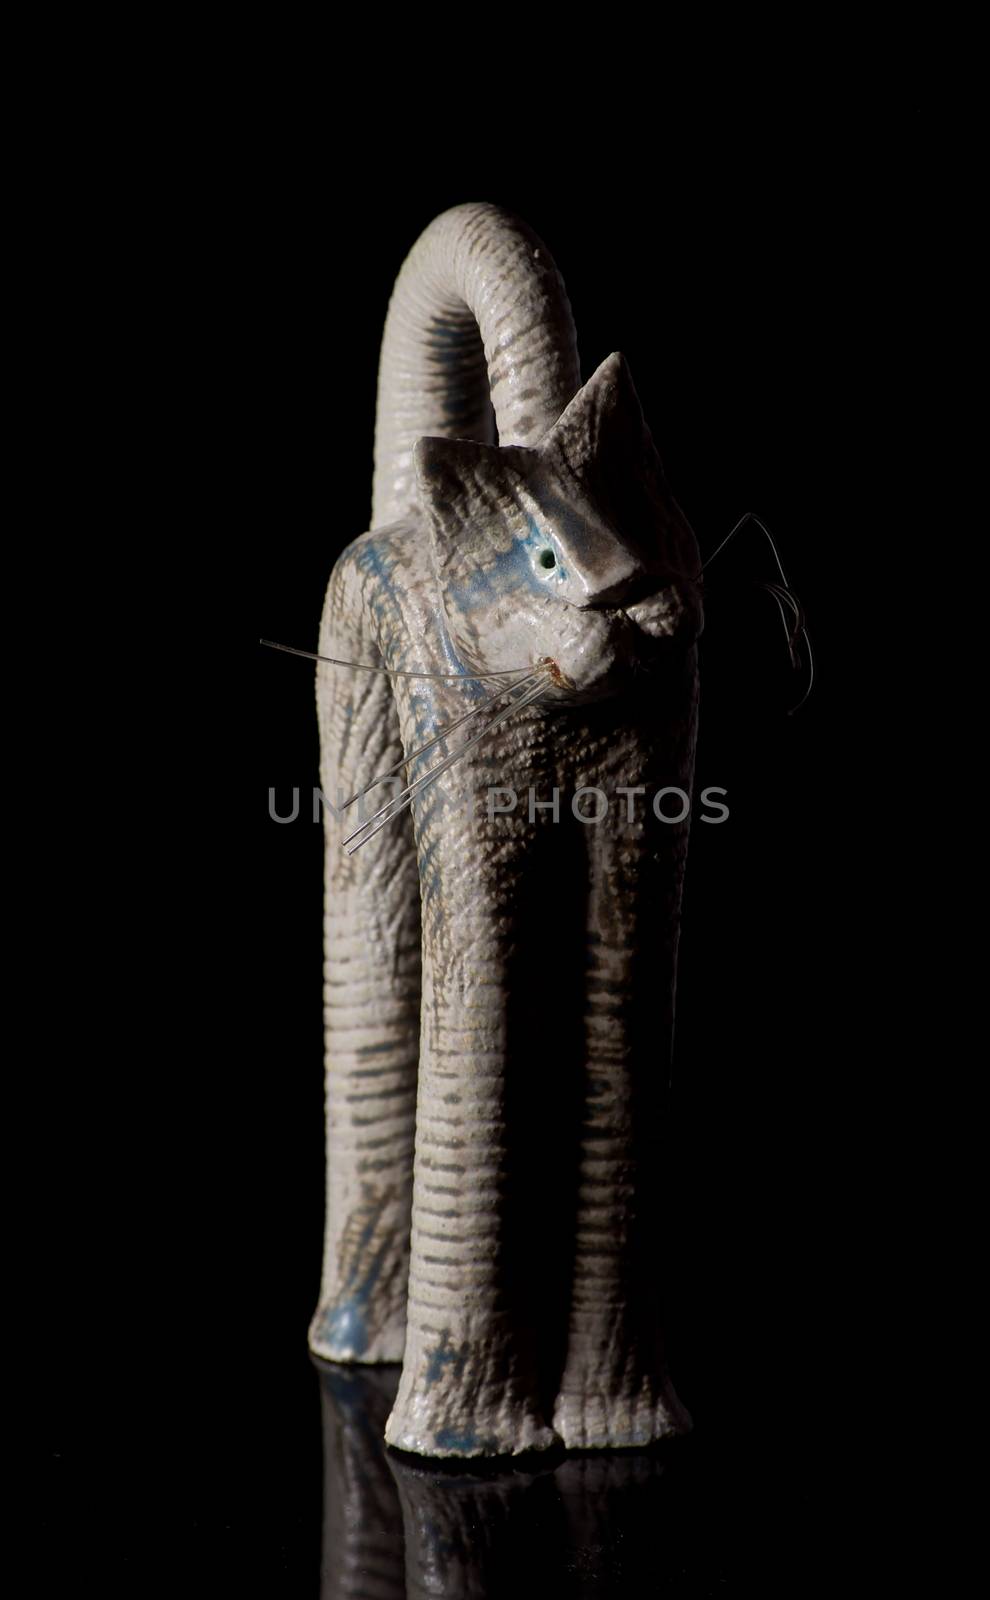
[
  {"xmin": 389, "ymin": 1460, "xmax": 566, "ymax": 1600},
  {"xmin": 317, "ymin": 1357, "xmax": 678, "ymax": 1598},
  {"xmin": 316, "ymin": 1363, "xmax": 404, "ymax": 1600},
  {"xmin": 309, "ymin": 202, "xmax": 698, "ymax": 1457},
  {"xmin": 552, "ymin": 1455, "xmax": 673, "ymax": 1592}
]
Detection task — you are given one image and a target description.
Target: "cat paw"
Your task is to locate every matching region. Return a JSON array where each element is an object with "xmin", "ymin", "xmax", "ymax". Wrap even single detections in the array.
[
  {"xmin": 384, "ymin": 1397, "xmax": 559, "ymax": 1460},
  {"xmin": 553, "ymin": 1376, "xmax": 692, "ymax": 1450},
  {"xmin": 308, "ymin": 1297, "xmax": 406, "ymax": 1364}
]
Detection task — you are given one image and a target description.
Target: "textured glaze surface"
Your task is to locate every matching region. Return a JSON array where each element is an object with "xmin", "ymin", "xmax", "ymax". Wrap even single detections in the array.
[
  {"xmin": 308, "ymin": 203, "xmax": 701, "ymax": 1458},
  {"xmin": 372, "ymin": 202, "xmax": 581, "ymax": 528}
]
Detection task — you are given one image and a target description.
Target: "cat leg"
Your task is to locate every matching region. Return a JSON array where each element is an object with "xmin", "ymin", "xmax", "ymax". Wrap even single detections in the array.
[
  {"xmin": 308, "ymin": 555, "xmax": 421, "ymax": 1364},
  {"xmin": 552, "ymin": 827, "xmax": 693, "ymax": 1448},
  {"xmin": 383, "ymin": 813, "xmax": 557, "ymax": 1458}
]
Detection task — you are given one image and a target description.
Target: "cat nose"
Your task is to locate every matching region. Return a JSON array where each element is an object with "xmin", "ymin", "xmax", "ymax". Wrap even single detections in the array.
[
  {"xmin": 567, "ymin": 548, "xmax": 654, "ymax": 609},
  {"xmin": 583, "ymin": 568, "xmax": 663, "ymax": 610},
  {"xmin": 549, "ymin": 517, "xmax": 645, "ymax": 608}
]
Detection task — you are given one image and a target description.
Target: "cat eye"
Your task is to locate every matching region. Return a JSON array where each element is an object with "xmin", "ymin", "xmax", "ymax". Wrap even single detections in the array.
[{"xmin": 538, "ymin": 549, "xmax": 556, "ymax": 570}]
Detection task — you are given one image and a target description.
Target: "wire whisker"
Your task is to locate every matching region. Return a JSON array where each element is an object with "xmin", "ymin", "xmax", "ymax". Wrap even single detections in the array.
[
  {"xmin": 757, "ymin": 582, "xmax": 813, "ymax": 711},
  {"xmin": 339, "ymin": 671, "xmax": 546, "ymax": 812},
  {"xmin": 788, "ymin": 630, "xmax": 814, "ymax": 714},
  {"xmin": 260, "ymin": 639, "xmax": 534, "ymax": 682},
  {"xmin": 698, "ymin": 513, "xmax": 815, "ymax": 714},
  {"xmin": 344, "ymin": 673, "xmax": 548, "ymax": 847},
  {"xmin": 699, "ymin": 512, "xmax": 790, "ymax": 585},
  {"xmin": 760, "ymin": 584, "xmax": 797, "ymax": 661},
  {"xmin": 344, "ymin": 675, "xmax": 550, "ymax": 854},
  {"xmin": 758, "ymin": 582, "xmax": 803, "ymax": 661}
]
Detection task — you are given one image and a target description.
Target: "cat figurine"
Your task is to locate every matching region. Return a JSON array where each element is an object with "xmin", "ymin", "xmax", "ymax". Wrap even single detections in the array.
[{"xmin": 306, "ymin": 202, "xmax": 701, "ymax": 1458}]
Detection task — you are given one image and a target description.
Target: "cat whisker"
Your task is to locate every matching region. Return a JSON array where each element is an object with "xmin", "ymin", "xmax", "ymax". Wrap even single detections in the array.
[
  {"xmin": 758, "ymin": 581, "xmax": 803, "ymax": 661},
  {"xmin": 755, "ymin": 581, "xmax": 813, "ymax": 711},
  {"xmin": 698, "ymin": 511, "xmax": 791, "ymax": 584},
  {"xmin": 698, "ymin": 513, "xmax": 814, "ymax": 713},
  {"xmin": 260, "ymin": 639, "xmax": 534, "ymax": 682},
  {"xmin": 766, "ymin": 580, "xmax": 804, "ymax": 635},
  {"xmin": 787, "ymin": 627, "xmax": 814, "ymax": 714},
  {"xmin": 344, "ymin": 678, "xmax": 549, "ymax": 855},
  {"xmin": 339, "ymin": 670, "xmax": 546, "ymax": 812},
  {"xmin": 343, "ymin": 674, "xmax": 550, "ymax": 855},
  {"xmin": 760, "ymin": 582, "xmax": 812, "ymax": 694}
]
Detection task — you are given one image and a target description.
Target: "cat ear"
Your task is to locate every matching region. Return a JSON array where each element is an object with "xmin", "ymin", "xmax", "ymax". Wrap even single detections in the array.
[
  {"xmin": 538, "ymin": 351, "xmax": 659, "ymax": 481},
  {"xmin": 538, "ymin": 352, "xmax": 699, "ymax": 575},
  {"xmin": 414, "ymin": 435, "xmax": 534, "ymax": 531},
  {"xmin": 413, "ymin": 435, "xmax": 528, "ymax": 610},
  {"xmin": 414, "ymin": 436, "xmax": 536, "ymax": 668}
]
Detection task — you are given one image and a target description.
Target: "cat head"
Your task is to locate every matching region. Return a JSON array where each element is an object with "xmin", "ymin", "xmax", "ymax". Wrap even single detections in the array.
[{"xmin": 414, "ymin": 352, "xmax": 702, "ymax": 702}]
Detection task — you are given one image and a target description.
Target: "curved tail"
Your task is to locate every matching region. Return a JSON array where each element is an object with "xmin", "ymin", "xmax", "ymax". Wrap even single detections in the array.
[{"xmin": 372, "ymin": 202, "xmax": 581, "ymax": 528}]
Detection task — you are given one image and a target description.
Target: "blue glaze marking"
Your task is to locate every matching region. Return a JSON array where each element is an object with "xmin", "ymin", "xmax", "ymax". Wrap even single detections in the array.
[
  {"xmin": 317, "ymin": 1184, "xmax": 395, "ymax": 1357},
  {"xmin": 433, "ymin": 1427, "xmax": 479, "ymax": 1452},
  {"xmin": 321, "ymin": 1297, "xmax": 369, "ymax": 1357},
  {"xmin": 423, "ymin": 1331, "xmax": 468, "ymax": 1388}
]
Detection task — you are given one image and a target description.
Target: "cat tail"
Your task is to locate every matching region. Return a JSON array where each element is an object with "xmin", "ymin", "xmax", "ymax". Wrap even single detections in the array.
[{"xmin": 371, "ymin": 201, "xmax": 581, "ymax": 528}]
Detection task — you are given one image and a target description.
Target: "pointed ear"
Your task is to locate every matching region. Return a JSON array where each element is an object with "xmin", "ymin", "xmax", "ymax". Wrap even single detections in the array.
[
  {"xmin": 413, "ymin": 437, "xmax": 533, "ymax": 668},
  {"xmin": 413, "ymin": 436, "xmax": 533, "ymax": 618},
  {"xmin": 539, "ymin": 352, "xmax": 659, "ymax": 481},
  {"xmin": 538, "ymin": 352, "xmax": 699, "ymax": 574},
  {"xmin": 414, "ymin": 436, "xmax": 533, "ymax": 534}
]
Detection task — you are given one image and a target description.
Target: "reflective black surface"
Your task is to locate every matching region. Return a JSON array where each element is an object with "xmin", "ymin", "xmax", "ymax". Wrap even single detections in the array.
[
  {"xmin": 317, "ymin": 1363, "xmax": 733, "ymax": 1598},
  {"xmin": 41, "ymin": 1329, "xmax": 835, "ymax": 1593},
  {"xmin": 317, "ymin": 1360, "xmax": 829, "ymax": 1595}
]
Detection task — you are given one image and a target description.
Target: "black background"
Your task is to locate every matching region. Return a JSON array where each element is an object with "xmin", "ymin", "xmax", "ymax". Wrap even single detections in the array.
[{"xmin": 37, "ymin": 77, "xmax": 918, "ymax": 1591}]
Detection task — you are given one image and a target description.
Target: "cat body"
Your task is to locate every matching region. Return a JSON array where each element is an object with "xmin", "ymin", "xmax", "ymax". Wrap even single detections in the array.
[{"xmin": 308, "ymin": 204, "xmax": 701, "ymax": 1457}]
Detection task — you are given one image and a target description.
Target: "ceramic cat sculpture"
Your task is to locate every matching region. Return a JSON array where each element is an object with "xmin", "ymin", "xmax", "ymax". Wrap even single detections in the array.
[{"xmin": 307, "ymin": 202, "xmax": 701, "ymax": 1458}]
